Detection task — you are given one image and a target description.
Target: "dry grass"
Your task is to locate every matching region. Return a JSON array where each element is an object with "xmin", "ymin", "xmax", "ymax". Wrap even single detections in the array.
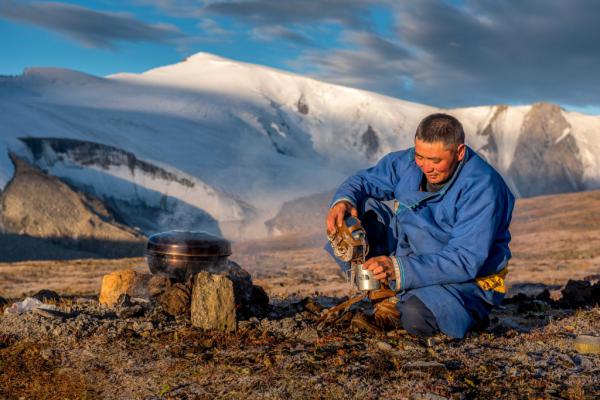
[
  {"xmin": 0, "ymin": 340, "xmax": 100, "ymax": 399},
  {"xmin": 0, "ymin": 190, "xmax": 599, "ymax": 399},
  {"xmin": 1, "ymin": 305, "xmax": 598, "ymax": 399},
  {"xmin": 0, "ymin": 258, "xmax": 146, "ymax": 299}
]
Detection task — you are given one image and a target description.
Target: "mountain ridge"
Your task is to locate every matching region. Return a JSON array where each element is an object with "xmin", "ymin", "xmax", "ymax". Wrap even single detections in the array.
[{"xmin": 1, "ymin": 52, "xmax": 598, "ymax": 239}]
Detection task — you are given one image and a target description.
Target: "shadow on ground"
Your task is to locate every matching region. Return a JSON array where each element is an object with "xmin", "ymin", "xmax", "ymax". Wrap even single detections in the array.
[{"xmin": 0, "ymin": 233, "xmax": 145, "ymax": 262}]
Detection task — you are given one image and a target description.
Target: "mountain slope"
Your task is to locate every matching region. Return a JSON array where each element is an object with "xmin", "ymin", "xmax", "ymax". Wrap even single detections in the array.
[
  {"xmin": 0, "ymin": 53, "xmax": 598, "ymax": 239},
  {"xmin": 0, "ymin": 155, "xmax": 145, "ymax": 259}
]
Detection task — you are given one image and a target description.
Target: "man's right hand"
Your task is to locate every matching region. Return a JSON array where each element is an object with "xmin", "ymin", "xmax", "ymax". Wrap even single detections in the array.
[{"xmin": 326, "ymin": 201, "xmax": 358, "ymax": 234}]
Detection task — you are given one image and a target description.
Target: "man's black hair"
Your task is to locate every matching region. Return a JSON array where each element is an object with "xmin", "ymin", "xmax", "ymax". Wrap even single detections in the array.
[{"xmin": 415, "ymin": 113, "xmax": 465, "ymax": 147}]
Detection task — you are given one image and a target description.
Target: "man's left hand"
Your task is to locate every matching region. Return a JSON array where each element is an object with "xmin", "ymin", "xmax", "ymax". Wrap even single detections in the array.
[{"xmin": 363, "ymin": 256, "xmax": 394, "ymax": 282}]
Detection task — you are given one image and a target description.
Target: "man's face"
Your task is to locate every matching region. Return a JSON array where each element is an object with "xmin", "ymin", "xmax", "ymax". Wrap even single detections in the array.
[{"xmin": 414, "ymin": 139, "xmax": 466, "ymax": 184}]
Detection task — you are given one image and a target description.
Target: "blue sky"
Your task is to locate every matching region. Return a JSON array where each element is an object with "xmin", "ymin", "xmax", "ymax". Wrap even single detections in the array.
[{"xmin": 1, "ymin": 0, "xmax": 599, "ymax": 114}]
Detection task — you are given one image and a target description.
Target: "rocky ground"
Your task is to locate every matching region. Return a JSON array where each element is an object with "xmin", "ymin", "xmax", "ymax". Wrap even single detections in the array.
[
  {"xmin": 0, "ymin": 280, "xmax": 599, "ymax": 400},
  {"xmin": 0, "ymin": 190, "xmax": 599, "ymax": 399}
]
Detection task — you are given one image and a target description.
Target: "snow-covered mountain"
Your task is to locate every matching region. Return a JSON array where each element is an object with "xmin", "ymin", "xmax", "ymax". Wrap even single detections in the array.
[{"xmin": 1, "ymin": 52, "xmax": 599, "ymax": 239}]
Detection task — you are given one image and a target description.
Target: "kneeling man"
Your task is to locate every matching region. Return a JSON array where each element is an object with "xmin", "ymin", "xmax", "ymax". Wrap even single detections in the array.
[{"xmin": 326, "ymin": 113, "xmax": 515, "ymax": 339}]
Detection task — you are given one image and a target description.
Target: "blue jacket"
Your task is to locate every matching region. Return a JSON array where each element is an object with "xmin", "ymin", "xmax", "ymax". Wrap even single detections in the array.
[{"xmin": 331, "ymin": 146, "xmax": 515, "ymax": 293}]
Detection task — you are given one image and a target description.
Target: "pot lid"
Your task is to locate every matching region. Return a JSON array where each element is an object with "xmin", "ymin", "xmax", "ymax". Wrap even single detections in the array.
[{"xmin": 146, "ymin": 230, "xmax": 231, "ymax": 256}]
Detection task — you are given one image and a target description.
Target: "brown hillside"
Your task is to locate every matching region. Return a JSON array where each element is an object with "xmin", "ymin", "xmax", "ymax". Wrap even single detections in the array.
[{"xmin": 0, "ymin": 155, "xmax": 145, "ymax": 260}]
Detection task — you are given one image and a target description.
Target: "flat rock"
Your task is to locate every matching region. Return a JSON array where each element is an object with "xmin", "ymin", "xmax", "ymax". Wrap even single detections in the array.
[
  {"xmin": 411, "ymin": 393, "xmax": 449, "ymax": 400},
  {"xmin": 404, "ymin": 361, "xmax": 447, "ymax": 372},
  {"xmin": 99, "ymin": 269, "xmax": 152, "ymax": 306},
  {"xmin": 32, "ymin": 308, "xmax": 74, "ymax": 319}
]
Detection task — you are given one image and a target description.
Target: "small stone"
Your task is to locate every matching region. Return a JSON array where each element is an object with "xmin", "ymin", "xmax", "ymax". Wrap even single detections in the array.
[
  {"xmin": 574, "ymin": 335, "xmax": 600, "ymax": 354},
  {"xmin": 158, "ymin": 283, "xmax": 191, "ymax": 316},
  {"xmin": 132, "ymin": 321, "xmax": 153, "ymax": 333},
  {"xmin": 40, "ymin": 348, "xmax": 54, "ymax": 361},
  {"xmin": 411, "ymin": 393, "xmax": 449, "ymax": 400},
  {"xmin": 237, "ymin": 320, "xmax": 255, "ymax": 330},
  {"xmin": 117, "ymin": 305, "xmax": 144, "ymax": 319},
  {"xmin": 444, "ymin": 359, "xmax": 463, "ymax": 370},
  {"xmin": 297, "ymin": 328, "xmax": 319, "ymax": 344},
  {"xmin": 115, "ymin": 294, "xmax": 144, "ymax": 318},
  {"xmin": 300, "ymin": 297, "xmax": 323, "ymax": 314},
  {"xmin": 32, "ymin": 289, "xmax": 60, "ymax": 303},
  {"xmin": 116, "ymin": 293, "xmax": 134, "ymax": 307},
  {"xmin": 511, "ymin": 352, "xmax": 530, "ymax": 364},
  {"xmin": 99, "ymin": 269, "xmax": 152, "ymax": 306},
  {"xmin": 147, "ymin": 273, "xmax": 172, "ymax": 297},
  {"xmin": 376, "ymin": 341, "xmax": 393, "ymax": 352},
  {"xmin": 572, "ymin": 355, "xmax": 593, "ymax": 370},
  {"xmin": 404, "ymin": 361, "xmax": 447, "ymax": 372},
  {"xmin": 263, "ymin": 355, "xmax": 273, "ymax": 368}
]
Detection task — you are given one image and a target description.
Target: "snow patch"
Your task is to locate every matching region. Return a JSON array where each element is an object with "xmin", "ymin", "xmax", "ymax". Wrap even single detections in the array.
[
  {"xmin": 554, "ymin": 127, "xmax": 572, "ymax": 144},
  {"xmin": 563, "ymin": 110, "xmax": 600, "ymax": 188}
]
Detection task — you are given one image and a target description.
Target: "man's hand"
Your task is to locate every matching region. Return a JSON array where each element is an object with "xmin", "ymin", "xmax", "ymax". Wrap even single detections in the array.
[
  {"xmin": 363, "ymin": 256, "xmax": 394, "ymax": 282},
  {"xmin": 326, "ymin": 201, "xmax": 358, "ymax": 234}
]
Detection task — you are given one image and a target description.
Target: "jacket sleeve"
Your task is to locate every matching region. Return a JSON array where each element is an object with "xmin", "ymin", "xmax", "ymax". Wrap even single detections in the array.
[
  {"xmin": 330, "ymin": 152, "xmax": 401, "ymax": 208},
  {"xmin": 395, "ymin": 177, "xmax": 512, "ymax": 290}
]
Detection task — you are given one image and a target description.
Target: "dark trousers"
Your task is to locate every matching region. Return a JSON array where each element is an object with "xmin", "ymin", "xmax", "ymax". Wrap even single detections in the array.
[{"xmin": 397, "ymin": 296, "xmax": 439, "ymax": 336}]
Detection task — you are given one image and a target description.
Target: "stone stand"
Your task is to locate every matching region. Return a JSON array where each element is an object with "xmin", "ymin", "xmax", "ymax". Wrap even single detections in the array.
[
  {"xmin": 99, "ymin": 261, "xmax": 268, "ymax": 331},
  {"xmin": 190, "ymin": 271, "xmax": 237, "ymax": 332},
  {"xmin": 190, "ymin": 261, "xmax": 269, "ymax": 332}
]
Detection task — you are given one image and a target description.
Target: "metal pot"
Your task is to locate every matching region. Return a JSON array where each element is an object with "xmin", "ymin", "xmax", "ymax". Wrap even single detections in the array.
[{"xmin": 146, "ymin": 230, "xmax": 231, "ymax": 282}]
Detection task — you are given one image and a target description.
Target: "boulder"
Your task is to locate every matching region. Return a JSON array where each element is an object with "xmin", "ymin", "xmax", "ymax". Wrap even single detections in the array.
[
  {"xmin": 190, "ymin": 261, "xmax": 269, "ymax": 331},
  {"xmin": 99, "ymin": 269, "xmax": 152, "ymax": 306}
]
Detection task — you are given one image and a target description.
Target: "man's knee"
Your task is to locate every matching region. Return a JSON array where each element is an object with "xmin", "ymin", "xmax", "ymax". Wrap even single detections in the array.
[{"xmin": 397, "ymin": 296, "xmax": 439, "ymax": 337}]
